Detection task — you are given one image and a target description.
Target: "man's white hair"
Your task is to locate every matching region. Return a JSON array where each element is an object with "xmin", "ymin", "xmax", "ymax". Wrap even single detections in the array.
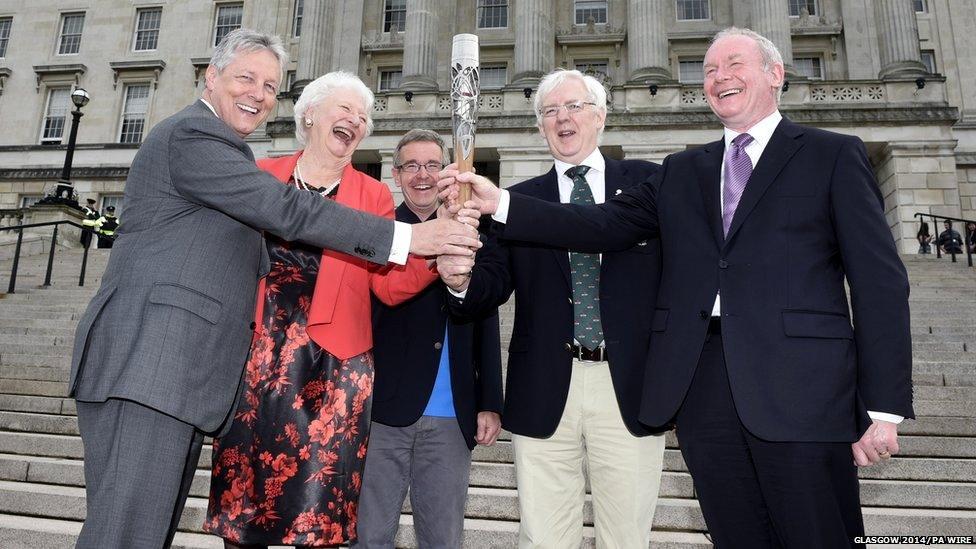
[
  {"xmin": 210, "ymin": 28, "xmax": 288, "ymax": 74},
  {"xmin": 711, "ymin": 27, "xmax": 785, "ymax": 102},
  {"xmin": 533, "ymin": 69, "xmax": 608, "ymax": 131},
  {"xmin": 293, "ymin": 71, "xmax": 375, "ymax": 146}
]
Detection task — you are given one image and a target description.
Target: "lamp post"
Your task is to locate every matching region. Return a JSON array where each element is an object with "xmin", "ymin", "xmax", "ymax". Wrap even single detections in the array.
[{"xmin": 41, "ymin": 87, "xmax": 90, "ymax": 208}]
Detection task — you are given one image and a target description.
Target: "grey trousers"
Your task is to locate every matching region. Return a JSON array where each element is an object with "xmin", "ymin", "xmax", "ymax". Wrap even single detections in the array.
[
  {"xmin": 75, "ymin": 398, "xmax": 205, "ymax": 549},
  {"xmin": 354, "ymin": 417, "xmax": 472, "ymax": 548}
]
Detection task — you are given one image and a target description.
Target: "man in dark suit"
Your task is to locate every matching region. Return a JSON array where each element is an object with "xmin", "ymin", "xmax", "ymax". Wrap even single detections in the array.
[
  {"xmin": 442, "ymin": 28, "xmax": 913, "ymax": 548},
  {"xmin": 356, "ymin": 129, "xmax": 503, "ymax": 548},
  {"xmin": 438, "ymin": 70, "xmax": 667, "ymax": 548},
  {"xmin": 69, "ymin": 29, "xmax": 481, "ymax": 549}
]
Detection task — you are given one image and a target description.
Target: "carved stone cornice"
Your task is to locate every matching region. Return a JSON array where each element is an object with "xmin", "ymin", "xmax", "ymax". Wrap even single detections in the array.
[
  {"xmin": 0, "ymin": 166, "xmax": 130, "ymax": 180},
  {"xmin": 109, "ymin": 59, "xmax": 166, "ymax": 89},
  {"xmin": 32, "ymin": 63, "xmax": 87, "ymax": 91}
]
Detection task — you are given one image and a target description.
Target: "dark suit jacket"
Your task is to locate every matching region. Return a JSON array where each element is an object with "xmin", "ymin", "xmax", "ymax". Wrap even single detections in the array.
[
  {"xmin": 70, "ymin": 100, "xmax": 395, "ymax": 434},
  {"xmin": 371, "ymin": 204, "xmax": 504, "ymax": 450},
  {"xmin": 503, "ymin": 118, "xmax": 914, "ymax": 442},
  {"xmin": 451, "ymin": 155, "xmax": 665, "ymax": 438}
]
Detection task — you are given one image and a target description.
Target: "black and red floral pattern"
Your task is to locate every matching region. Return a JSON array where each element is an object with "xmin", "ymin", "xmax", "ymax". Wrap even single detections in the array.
[{"xmin": 205, "ymin": 234, "xmax": 373, "ymax": 546}]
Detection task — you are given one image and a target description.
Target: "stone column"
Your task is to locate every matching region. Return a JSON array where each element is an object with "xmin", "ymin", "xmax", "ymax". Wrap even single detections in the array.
[
  {"xmin": 627, "ymin": 0, "xmax": 671, "ymax": 83},
  {"xmin": 512, "ymin": 0, "xmax": 554, "ymax": 87},
  {"xmin": 400, "ymin": 0, "xmax": 438, "ymax": 90},
  {"xmin": 379, "ymin": 150, "xmax": 401, "ymax": 203},
  {"xmin": 875, "ymin": 0, "xmax": 927, "ymax": 78},
  {"xmin": 752, "ymin": 0, "xmax": 795, "ymax": 76},
  {"xmin": 295, "ymin": 0, "xmax": 336, "ymax": 93}
]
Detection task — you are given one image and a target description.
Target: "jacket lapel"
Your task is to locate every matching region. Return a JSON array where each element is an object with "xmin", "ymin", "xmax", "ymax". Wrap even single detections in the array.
[
  {"xmin": 315, "ymin": 164, "xmax": 359, "ymax": 321},
  {"xmin": 696, "ymin": 140, "xmax": 725, "ymax": 248},
  {"xmin": 724, "ymin": 118, "xmax": 804, "ymax": 245},
  {"xmin": 534, "ymin": 167, "xmax": 572, "ymax": 289}
]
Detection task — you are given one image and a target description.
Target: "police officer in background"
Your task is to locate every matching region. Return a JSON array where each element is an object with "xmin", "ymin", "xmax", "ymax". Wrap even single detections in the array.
[
  {"xmin": 80, "ymin": 199, "xmax": 99, "ymax": 248},
  {"xmin": 95, "ymin": 205, "xmax": 119, "ymax": 248}
]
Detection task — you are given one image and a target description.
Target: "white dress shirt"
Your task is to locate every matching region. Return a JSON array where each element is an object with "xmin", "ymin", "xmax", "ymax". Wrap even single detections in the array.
[{"xmin": 198, "ymin": 98, "xmax": 410, "ymax": 265}]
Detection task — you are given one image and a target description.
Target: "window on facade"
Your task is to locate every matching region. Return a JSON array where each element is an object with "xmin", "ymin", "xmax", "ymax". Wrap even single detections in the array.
[
  {"xmin": 293, "ymin": 0, "xmax": 304, "ymax": 37},
  {"xmin": 133, "ymin": 7, "xmax": 162, "ymax": 51},
  {"xmin": 477, "ymin": 0, "xmax": 508, "ymax": 29},
  {"xmin": 57, "ymin": 13, "xmax": 85, "ymax": 55},
  {"xmin": 678, "ymin": 59, "xmax": 704, "ymax": 83},
  {"xmin": 119, "ymin": 84, "xmax": 151, "ymax": 144},
  {"xmin": 576, "ymin": 60, "xmax": 609, "ymax": 80},
  {"xmin": 794, "ymin": 56, "xmax": 824, "ymax": 79},
  {"xmin": 40, "ymin": 87, "xmax": 70, "ymax": 143},
  {"xmin": 575, "ymin": 1, "xmax": 607, "ymax": 25},
  {"xmin": 0, "ymin": 18, "xmax": 11, "ymax": 58},
  {"xmin": 920, "ymin": 50, "xmax": 936, "ymax": 74},
  {"xmin": 101, "ymin": 195, "xmax": 125, "ymax": 217},
  {"xmin": 676, "ymin": 0, "xmax": 709, "ymax": 21},
  {"xmin": 214, "ymin": 3, "xmax": 243, "ymax": 46},
  {"xmin": 20, "ymin": 195, "xmax": 44, "ymax": 208},
  {"xmin": 383, "ymin": 0, "xmax": 406, "ymax": 33},
  {"xmin": 914, "ymin": 0, "xmax": 927, "ymax": 13},
  {"xmin": 480, "ymin": 65, "xmax": 507, "ymax": 88},
  {"xmin": 285, "ymin": 70, "xmax": 297, "ymax": 92},
  {"xmin": 378, "ymin": 69, "xmax": 402, "ymax": 91},
  {"xmin": 788, "ymin": 0, "xmax": 818, "ymax": 17}
]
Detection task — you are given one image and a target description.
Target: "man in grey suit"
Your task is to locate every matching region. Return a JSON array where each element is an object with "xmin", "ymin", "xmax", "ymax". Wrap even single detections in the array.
[{"xmin": 69, "ymin": 29, "xmax": 480, "ymax": 549}]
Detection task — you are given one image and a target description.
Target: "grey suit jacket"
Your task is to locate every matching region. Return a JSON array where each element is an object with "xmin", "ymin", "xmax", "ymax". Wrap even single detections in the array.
[{"xmin": 70, "ymin": 100, "xmax": 394, "ymax": 433}]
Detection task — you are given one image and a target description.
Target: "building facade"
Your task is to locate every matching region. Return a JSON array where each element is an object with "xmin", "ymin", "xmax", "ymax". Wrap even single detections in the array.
[{"xmin": 0, "ymin": 0, "xmax": 974, "ymax": 253}]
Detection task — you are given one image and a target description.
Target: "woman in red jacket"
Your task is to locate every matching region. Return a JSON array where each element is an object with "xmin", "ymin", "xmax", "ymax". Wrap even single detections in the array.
[{"xmin": 204, "ymin": 71, "xmax": 437, "ymax": 547}]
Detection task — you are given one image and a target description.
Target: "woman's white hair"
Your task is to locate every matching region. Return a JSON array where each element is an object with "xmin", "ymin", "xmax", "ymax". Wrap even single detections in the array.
[
  {"xmin": 533, "ymin": 69, "xmax": 607, "ymax": 129},
  {"xmin": 293, "ymin": 71, "xmax": 375, "ymax": 146}
]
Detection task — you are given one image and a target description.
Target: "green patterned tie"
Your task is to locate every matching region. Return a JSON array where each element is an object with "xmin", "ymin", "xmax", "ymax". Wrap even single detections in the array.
[{"xmin": 565, "ymin": 165, "xmax": 603, "ymax": 351}]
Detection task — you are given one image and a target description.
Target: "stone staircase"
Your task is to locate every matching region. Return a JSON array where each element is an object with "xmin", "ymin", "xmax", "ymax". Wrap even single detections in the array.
[{"xmin": 0, "ymin": 250, "xmax": 973, "ymax": 548}]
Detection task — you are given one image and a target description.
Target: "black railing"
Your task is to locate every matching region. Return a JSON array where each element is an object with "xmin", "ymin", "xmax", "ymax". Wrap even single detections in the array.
[
  {"xmin": 0, "ymin": 220, "xmax": 94, "ymax": 293},
  {"xmin": 914, "ymin": 212, "xmax": 975, "ymax": 267}
]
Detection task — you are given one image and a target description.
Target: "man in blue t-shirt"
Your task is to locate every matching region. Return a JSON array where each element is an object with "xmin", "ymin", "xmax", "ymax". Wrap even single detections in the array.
[{"xmin": 355, "ymin": 129, "xmax": 503, "ymax": 548}]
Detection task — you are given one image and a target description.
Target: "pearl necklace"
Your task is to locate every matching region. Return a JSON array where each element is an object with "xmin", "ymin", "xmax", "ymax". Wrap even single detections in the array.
[{"xmin": 293, "ymin": 161, "xmax": 341, "ymax": 197}]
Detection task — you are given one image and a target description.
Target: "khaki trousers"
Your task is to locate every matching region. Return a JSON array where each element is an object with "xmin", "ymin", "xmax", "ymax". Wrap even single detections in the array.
[{"xmin": 512, "ymin": 360, "xmax": 665, "ymax": 549}]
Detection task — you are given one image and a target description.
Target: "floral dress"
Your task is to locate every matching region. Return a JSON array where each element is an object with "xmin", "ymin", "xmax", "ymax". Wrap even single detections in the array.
[{"xmin": 205, "ymin": 218, "xmax": 374, "ymax": 546}]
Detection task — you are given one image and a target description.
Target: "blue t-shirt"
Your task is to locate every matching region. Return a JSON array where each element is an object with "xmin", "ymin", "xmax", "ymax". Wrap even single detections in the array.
[{"xmin": 422, "ymin": 325, "xmax": 456, "ymax": 418}]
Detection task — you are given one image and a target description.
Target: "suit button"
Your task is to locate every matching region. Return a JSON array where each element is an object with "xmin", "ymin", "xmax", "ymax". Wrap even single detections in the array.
[
  {"xmin": 249, "ymin": 321, "xmax": 256, "ymax": 330},
  {"xmin": 564, "ymin": 342, "xmax": 573, "ymax": 352},
  {"xmin": 719, "ymin": 259, "xmax": 729, "ymax": 269},
  {"xmin": 434, "ymin": 342, "xmax": 443, "ymax": 350},
  {"xmin": 699, "ymin": 311, "xmax": 708, "ymax": 320}
]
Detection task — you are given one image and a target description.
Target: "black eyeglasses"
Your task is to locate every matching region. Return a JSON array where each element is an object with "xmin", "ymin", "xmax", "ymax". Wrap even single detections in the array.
[
  {"xmin": 538, "ymin": 100, "xmax": 597, "ymax": 118},
  {"xmin": 396, "ymin": 162, "xmax": 444, "ymax": 174}
]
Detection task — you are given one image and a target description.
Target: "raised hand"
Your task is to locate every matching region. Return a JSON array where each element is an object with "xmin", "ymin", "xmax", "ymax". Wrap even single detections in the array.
[
  {"xmin": 437, "ymin": 252, "xmax": 475, "ymax": 292},
  {"xmin": 410, "ymin": 217, "xmax": 481, "ymax": 257},
  {"xmin": 438, "ymin": 169, "xmax": 502, "ymax": 216}
]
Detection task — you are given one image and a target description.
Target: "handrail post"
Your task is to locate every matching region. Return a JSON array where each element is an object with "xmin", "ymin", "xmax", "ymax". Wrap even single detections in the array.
[
  {"xmin": 934, "ymin": 215, "xmax": 942, "ymax": 259},
  {"xmin": 42, "ymin": 225, "xmax": 59, "ymax": 286},
  {"xmin": 966, "ymin": 225, "xmax": 974, "ymax": 268},
  {"xmin": 79, "ymin": 233, "xmax": 90, "ymax": 286},
  {"xmin": 7, "ymin": 227, "xmax": 23, "ymax": 294}
]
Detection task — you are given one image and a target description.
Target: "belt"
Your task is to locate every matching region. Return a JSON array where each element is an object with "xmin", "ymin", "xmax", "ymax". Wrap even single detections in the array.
[
  {"xmin": 569, "ymin": 343, "xmax": 608, "ymax": 362},
  {"xmin": 707, "ymin": 317, "xmax": 722, "ymax": 334}
]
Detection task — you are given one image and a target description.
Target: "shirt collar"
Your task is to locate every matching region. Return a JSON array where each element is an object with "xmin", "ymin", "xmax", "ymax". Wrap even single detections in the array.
[
  {"xmin": 553, "ymin": 148, "xmax": 605, "ymax": 178},
  {"xmin": 724, "ymin": 110, "xmax": 782, "ymax": 150},
  {"xmin": 199, "ymin": 98, "xmax": 219, "ymax": 118}
]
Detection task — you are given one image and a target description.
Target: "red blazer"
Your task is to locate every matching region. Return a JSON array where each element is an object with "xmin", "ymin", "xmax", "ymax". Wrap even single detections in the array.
[{"xmin": 252, "ymin": 151, "xmax": 437, "ymax": 359}]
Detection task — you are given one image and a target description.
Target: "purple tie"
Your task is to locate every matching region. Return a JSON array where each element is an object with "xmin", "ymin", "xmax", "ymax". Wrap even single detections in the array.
[{"xmin": 722, "ymin": 133, "xmax": 755, "ymax": 237}]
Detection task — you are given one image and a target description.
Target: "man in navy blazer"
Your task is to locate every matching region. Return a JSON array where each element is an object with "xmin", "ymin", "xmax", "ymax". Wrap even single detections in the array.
[
  {"xmin": 356, "ymin": 130, "xmax": 503, "ymax": 548},
  {"xmin": 442, "ymin": 29, "xmax": 913, "ymax": 548},
  {"xmin": 438, "ymin": 70, "xmax": 667, "ymax": 548}
]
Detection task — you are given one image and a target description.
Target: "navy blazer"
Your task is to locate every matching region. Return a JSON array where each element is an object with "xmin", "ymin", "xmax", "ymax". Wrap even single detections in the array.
[
  {"xmin": 451, "ymin": 155, "xmax": 664, "ymax": 438},
  {"xmin": 370, "ymin": 204, "xmax": 504, "ymax": 450},
  {"xmin": 502, "ymin": 118, "xmax": 914, "ymax": 442}
]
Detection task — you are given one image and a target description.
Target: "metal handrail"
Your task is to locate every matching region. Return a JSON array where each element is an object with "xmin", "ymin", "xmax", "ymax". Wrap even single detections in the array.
[
  {"xmin": 0, "ymin": 220, "xmax": 94, "ymax": 293},
  {"xmin": 913, "ymin": 212, "xmax": 975, "ymax": 267}
]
